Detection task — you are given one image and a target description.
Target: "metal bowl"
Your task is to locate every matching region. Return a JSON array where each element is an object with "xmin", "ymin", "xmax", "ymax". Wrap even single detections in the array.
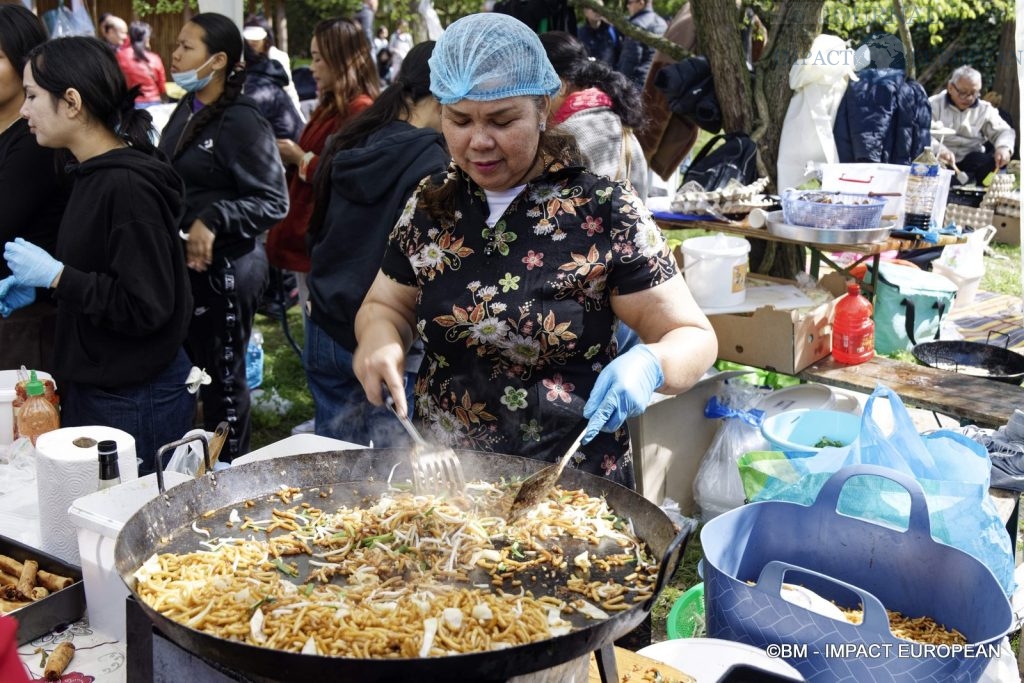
[{"xmin": 765, "ymin": 211, "xmax": 893, "ymax": 245}]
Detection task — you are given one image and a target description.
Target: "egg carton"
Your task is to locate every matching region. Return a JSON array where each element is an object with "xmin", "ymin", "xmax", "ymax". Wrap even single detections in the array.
[
  {"xmin": 943, "ymin": 203, "xmax": 994, "ymax": 229},
  {"xmin": 670, "ymin": 176, "xmax": 772, "ymax": 216}
]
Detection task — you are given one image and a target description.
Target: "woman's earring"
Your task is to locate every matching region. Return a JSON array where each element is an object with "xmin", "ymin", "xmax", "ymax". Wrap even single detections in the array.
[{"xmin": 539, "ymin": 121, "xmax": 546, "ymax": 132}]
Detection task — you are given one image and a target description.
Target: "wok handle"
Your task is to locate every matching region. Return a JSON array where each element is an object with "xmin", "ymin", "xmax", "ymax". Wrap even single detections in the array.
[
  {"xmin": 646, "ymin": 518, "xmax": 697, "ymax": 610},
  {"xmin": 987, "ymin": 330, "xmax": 1011, "ymax": 350},
  {"xmin": 154, "ymin": 433, "xmax": 212, "ymax": 495}
]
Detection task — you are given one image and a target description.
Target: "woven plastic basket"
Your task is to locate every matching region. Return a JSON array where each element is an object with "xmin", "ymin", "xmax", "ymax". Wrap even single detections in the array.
[{"xmin": 781, "ymin": 191, "xmax": 887, "ymax": 229}]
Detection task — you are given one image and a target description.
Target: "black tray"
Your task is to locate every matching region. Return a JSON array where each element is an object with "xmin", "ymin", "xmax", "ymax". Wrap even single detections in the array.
[{"xmin": 1, "ymin": 535, "xmax": 85, "ymax": 645}]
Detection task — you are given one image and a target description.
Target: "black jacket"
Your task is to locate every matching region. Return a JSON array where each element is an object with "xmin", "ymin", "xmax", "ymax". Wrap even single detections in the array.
[
  {"xmin": 158, "ymin": 94, "xmax": 289, "ymax": 260},
  {"xmin": 0, "ymin": 119, "xmax": 67, "ymax": 278},
  {"xmin": 617, "ymin": 8, "xmax": 667, "ymax": 88},
  {"xmin": 307, "ymin": 122, "xmax": 448, "ymax": 352},
  {"xmin": 833, "ymin": 68, "xmax": 932, "ymax": 165},
  {"xmin": 52, "ymin": 147, "xmax": 192, "ymax": 387},
  {"xmin": 244, "ymin": 58, "xmax": 304, "ymax": 142}
]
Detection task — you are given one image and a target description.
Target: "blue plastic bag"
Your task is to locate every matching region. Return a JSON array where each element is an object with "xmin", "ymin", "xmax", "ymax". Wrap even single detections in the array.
[{"xmin": 742, "ymin": 384, "xmax": 1015, "ymax": 595}]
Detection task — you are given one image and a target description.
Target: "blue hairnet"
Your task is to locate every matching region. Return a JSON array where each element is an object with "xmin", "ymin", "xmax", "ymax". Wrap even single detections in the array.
[{"xmin": 429, "ymin": 13, "xmax": 561, "ymax": 104}]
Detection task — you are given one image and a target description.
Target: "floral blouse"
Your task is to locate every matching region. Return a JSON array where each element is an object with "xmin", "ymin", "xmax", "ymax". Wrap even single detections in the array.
[{"xmin": 379, "ymin": 159, "xmax": 678, "ymax": 489}]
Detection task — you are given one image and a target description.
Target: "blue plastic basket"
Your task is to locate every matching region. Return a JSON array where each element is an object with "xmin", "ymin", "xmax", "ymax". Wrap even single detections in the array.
[
  {"xmin": 782, "ymin": 191, "xmax": 887, "ymax": 229},
  {"xmin": 700, "ymin": 465, "xmax": 1012, "ymax": 682}
]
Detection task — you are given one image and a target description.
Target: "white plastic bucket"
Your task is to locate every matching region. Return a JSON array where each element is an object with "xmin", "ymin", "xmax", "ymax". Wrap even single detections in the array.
[
  {"xmin": 680, "ymin": 234, "xmax": 751, "ymax": 308},
  {"xmin": 0, "ymin": 369, "xmax": 55, "ymax": 446},
  {"xmin": 932, "ymin": 261, "xmax": 983, "ymax": 310}
]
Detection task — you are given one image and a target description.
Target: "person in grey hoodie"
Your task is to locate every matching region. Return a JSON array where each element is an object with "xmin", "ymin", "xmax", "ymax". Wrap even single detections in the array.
[{"xmin": 305, "ymin": 41, "xmax": 447, "ymax": 446}]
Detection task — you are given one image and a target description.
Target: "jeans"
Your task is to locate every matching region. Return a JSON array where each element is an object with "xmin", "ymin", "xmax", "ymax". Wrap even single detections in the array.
[
  {"xmin": 186, "ymin": 246, "xmax": 268, "ymax": 461},
  {"xmin": 304, "ymin": 316, "xmax": 414, "ymax": 447},
  {"xmin": 61, "ymin": 347, "xmax": 195, "ymax": 476}
]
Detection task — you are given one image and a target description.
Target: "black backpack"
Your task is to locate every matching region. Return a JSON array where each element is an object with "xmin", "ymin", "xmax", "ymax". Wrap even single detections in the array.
[{"xmin": 682, "ymin": 132, "xmax": 759, "ymax": 191}]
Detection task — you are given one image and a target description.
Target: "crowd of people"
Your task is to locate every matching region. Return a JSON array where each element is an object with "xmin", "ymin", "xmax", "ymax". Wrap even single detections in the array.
[{"xmin": 0, "ymin": 4, "xmax": 719, "ymax": 489}]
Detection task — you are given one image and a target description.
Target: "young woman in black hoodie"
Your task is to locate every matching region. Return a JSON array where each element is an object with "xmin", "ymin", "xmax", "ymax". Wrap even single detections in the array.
[
  {"xmin": 5, "ymin": 36, "xmax": 194, "ymax": 474},
  {"xmin": 304, "ymin": 41, "xmax": 448, "ymax": 446},
  {"xmin": 159, "ymin": 13, "xmax": 289, "ymax": 462}
]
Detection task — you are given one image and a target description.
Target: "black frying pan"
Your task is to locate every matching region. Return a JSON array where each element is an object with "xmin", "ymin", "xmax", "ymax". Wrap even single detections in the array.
[
  {"xmin": 114, "ymin": 448, "xmax": 691, "ymax": 682},
  {"xmin": 913, "ymin": 340, "xmax": 1024, "ymax": 385}
]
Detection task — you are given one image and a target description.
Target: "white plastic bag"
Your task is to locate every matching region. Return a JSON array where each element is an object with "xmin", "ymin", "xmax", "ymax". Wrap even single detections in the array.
[
  {"xmin": 776, "ymin": 35, "xmax": 857, "ymax": 190},
  {"xmin": 693, "ymin": 382, "xmax": 771, "ymax": 521},
  {"xmin": 935, "ymin": 225, "xmax": 996, "ymax": 278},
  {"xmin": 164, "ymin": 428, "xmax": 213, "ymax": 477}
]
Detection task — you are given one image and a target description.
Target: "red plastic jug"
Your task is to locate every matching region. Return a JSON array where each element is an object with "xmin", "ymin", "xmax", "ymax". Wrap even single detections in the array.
[{"xmin": 832, "ymin": 282, "xmax": 874, "ymax": 364}]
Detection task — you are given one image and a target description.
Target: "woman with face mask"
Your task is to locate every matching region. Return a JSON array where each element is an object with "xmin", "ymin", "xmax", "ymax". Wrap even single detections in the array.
[
  {"xmin": 354, "ymin": 14, "xmax": 717, "ymax": 492},
  {"xmin": 158, "ymin": 12, "xmax": 289, "ymax": 463},
  {"xmin": 5, "ymin": 36, "xmax": 194, "ymax": 475}
]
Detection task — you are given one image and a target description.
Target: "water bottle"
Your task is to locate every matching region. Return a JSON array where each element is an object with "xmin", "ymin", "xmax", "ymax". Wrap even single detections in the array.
[
  {"xmin": 16, "ymin": 370, "xmax": 60, "ymax": 445},
  {"xmin": 832, "ymin": 282, "xmax": 874, "ymax": 365}
]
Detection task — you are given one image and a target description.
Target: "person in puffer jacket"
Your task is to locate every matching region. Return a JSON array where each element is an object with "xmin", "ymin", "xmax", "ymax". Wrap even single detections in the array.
[
  {"xmin": 243, "ymin": 43, "xmax": 304, "ymax": 142},
  {"xmin": 833, "ymin": 68, "xmax": 931, "ymax": 165}
]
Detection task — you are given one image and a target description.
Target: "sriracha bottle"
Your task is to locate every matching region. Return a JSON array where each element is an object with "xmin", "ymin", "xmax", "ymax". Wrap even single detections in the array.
[{"xmin": 832, "ymin": 282, "xmax": 874, "ymax": 364}]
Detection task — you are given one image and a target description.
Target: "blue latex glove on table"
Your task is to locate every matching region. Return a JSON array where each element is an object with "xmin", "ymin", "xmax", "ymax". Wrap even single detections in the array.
[
  {"xmin": 582, "ymin": 344, "xmax": 664, "ymax": 443},
  {"xmin": 0, "ymin": 276, "xmax": 36, "ymax": 318},
  {"xmin": 4, "ymin": 238, "xmax": 63, "ymax": 289}
]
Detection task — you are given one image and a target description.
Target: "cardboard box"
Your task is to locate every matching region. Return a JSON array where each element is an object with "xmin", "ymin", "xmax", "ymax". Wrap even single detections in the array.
[
  {"xmin": 707, "ymin": 273, "xmax": 846, "ymax": 375},
  {"xmin": 992, "ymin": 213, "xmax": 1020, "ymax": 245}
]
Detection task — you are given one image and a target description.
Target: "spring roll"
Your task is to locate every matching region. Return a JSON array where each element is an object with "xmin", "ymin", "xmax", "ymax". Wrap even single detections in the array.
[
  {"xmin": 17, "ymin": 559, "xmax": 37, "ymax": 598},
  {"xmin": 44, "ymin": 641, "xmax": 75, "ymax": 681},
  {"xmin": 0, "ymin": 555, "xmax": 73, "ymax": 592}
]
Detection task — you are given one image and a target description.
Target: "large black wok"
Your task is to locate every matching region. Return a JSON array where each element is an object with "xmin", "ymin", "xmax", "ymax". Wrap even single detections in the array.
[
  {"xmin": 115, "ymin": 448, "xmax": 691, "ymax": 682},
  {"xmin": 913, "ymin": 340, "xmax": 1024, "ymax": 385}
]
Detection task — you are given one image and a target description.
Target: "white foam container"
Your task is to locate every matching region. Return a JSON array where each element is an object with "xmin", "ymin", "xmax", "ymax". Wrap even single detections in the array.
[
  {"xmin": 68, "ymin": 471, "xmax": 191, "ymax": 639},
  {"xmin": 0, "ymin": 369, "xmax": 54, "ymax": 445}
]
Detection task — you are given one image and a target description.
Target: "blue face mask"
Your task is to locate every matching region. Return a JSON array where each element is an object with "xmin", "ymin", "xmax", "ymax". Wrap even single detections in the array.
[{"xmin": 172, "ymin": 56, "xmax": 217, "ymax": 93}]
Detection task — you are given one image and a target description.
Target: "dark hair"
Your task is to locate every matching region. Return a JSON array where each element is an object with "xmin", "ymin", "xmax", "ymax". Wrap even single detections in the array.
[
  {"xmin": 309, "ymin": 41, "xmax": 437, "ymax": 239},
  {"xmin": 173, "ymin": 13, "xmax": 246, "ymax": 156},
  {"xmin": 0, "ymin": 4, "xmax": 47, "ymax": 77},
  {"xmin": 539, "ymin": 31, "xmax": 645, "ymax": 129},
  {"xmin": 312, "ymin": 17, "xmax": 380, "ymax": 119},
  {"xmin": 27, "ymin": 36, "xmax": 155, "ymax": 152},
  {"xmin": 420, "ymin": 97, "xmax": 581, "ymax": 223},
  {"xmin": 129, "ymin": 21, "xmax": 152, "ymax": 63}
]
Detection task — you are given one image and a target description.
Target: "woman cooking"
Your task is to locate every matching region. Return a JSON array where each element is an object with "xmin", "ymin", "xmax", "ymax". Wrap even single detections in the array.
[{"xmin": 353, "ymin": 13, "xmax": 716, "ymax": 490}]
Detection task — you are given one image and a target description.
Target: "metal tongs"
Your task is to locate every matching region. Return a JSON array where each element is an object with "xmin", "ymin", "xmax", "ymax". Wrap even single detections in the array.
[{"xmin": 385, "ymin": 394, "xmax": 466, "ymax": 497}]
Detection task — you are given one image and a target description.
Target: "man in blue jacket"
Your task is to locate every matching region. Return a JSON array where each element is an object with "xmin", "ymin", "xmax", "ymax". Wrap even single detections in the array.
[{"xmin": 616, "ymin": 0, "xmax": 666, "ymax": 88}]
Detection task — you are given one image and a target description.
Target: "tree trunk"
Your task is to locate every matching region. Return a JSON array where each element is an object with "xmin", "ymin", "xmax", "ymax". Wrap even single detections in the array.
[
  {"xmin": 689, "ymin": 0, "xmax": 824, "ymax": 278},
  {"xmin": 274, "ymin": 0, "xmax": 288, "ymax": 54},
  {"xmin": 993, "ymin": 19, "xmax": 1019, "ymax": 149},
  {"xmin": 689, "ymin": 0, "xmax": 752, "ymax": 132}
]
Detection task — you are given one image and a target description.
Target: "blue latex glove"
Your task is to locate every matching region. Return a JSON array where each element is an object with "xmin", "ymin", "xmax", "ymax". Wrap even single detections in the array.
[
  {"xmin": 582, "ymin": 344, "xmax": 664, "ymax": 443},
  {"xmin": 4, "ymin": 238, "xmax": 63, "ymax": 288},
  {"xmin": 0, "ymin": 275, "xmax": 36, "ymax": 318}
]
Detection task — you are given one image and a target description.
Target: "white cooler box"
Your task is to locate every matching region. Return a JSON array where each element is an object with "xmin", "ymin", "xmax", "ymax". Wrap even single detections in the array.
[{"xmin": 68, "ymin": 472, "xmax": 191, "ymax": 639}]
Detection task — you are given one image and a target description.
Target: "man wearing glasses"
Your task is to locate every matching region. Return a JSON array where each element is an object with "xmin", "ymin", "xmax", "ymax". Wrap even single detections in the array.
[
  {"xmin": 931, "ymin": 65, "xmax": 1015, "ymax": 184},
  {"xmin": 616, "ymin": 0, "xmax": 667, "ymax": 88}
]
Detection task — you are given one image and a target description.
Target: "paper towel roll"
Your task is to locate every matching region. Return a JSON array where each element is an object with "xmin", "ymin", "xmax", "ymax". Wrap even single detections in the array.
[{"xmin": 34, "ymin": 426, "xmax": 137, "ymax": 564}]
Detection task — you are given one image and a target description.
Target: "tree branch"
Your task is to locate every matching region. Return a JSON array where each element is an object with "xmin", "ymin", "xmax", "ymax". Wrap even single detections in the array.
[
  {"xmin": 892, "ymin": 0, "xmax": 916, "ymax": 79},
  {"xmin": 570, "ymin": 0, "xmax": 690, "ymax": 61}
]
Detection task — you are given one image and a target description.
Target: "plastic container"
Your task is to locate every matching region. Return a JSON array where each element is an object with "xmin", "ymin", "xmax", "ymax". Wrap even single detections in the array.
[
  {"xmin": 0, "ymin": 369, "xmax": 55, "ymax": 445},
  {"xmin": 701, "ymin": 465, "xmax": 1013, "ymax": 682},
  {"xmin": 781, "ymin": 190, "xmax": 887, "ymax": 229},
  {"xmin": 760, "ymin": 409, "xmax": 861, "ymax": 453},
  {"xmin": 680, "ymin": 234, "xmax": 750, "ymax": 309},
  {"xmin": 831, "ymin": 282, "xmax": 874, "ymax": 364},
  {"xmin": 666, "ymin": 582, "xmax": 705, "ymax": 639},
  {"xmin": 16, "ymin": 370, "xmax": 60, "ymax": 445},
  {"xmin": 68, "ymin": 471, "xmax": 191, "ymax": 639}
]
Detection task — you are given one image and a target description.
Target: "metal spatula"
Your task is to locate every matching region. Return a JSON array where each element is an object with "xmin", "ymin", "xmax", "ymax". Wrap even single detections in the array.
[{"xmin": 508, "ymin": 426, "xmax": 588, "ymax": 520}]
